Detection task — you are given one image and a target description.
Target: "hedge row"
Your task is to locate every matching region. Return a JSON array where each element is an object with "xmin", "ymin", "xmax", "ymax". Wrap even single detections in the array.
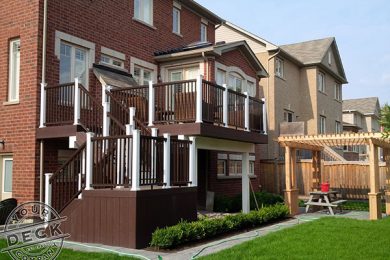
[
  {"xmin": 150, "ymin": 203, "xmax": 289, "ymax": 249},
  {"xmin": 214, "ymin": 191, "xmax": 284, "ymax": 213}
]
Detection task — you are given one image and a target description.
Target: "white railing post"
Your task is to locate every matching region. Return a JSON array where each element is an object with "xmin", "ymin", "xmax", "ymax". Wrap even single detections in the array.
[
  {"xmin": 125, "ymin": 125, "xmax": 132, "ymax": 185},
  {"xmin": 163, "ymin": 133, "xmax": 171, "ymax": 188},
  {"xmin": 148, "ymin": 81, "xmax": 155, "ymax": 126},
  {"xmin": 85, "ymin": 132, "xmax": 93, "ymax": 190},
  {"xmin": 126, "ymin": 124, "xmax": 133, "ymax": 135},
  {"xmin": 242, "ymin": 152, "xmax": 250, "ymax": 213},
  {"xmin": 261, "ymin": 98, "xmax": 267, "ymax": 134},
  {"xmin": 78, "ymin": 173, "xmax": 82, "ymax": 199},
  {"xmin": 44, "ymin": 173, "xmax": 53, "ymax": 221},
  {"xmin": 74, "ymin": 78, "xmax": 80, "ymax": 125},
  {"xmin": 129, "ymin": 107, "xmax": 136, "ymax": 128},
  {"xmin": 196, "ymin": 75, "xmax": 203, "ymax": 123},
  {"xmin": 151, "ymin": 128, "xmax": 158, "ymax": 181},
  {"xmin": 223, "ymin": 84, "xmax": 228, "ymax": 127},
  {"xmin": 189, "ymin": 137, "xmax": 197, "ymax": 187},
  {"xmin": 103, "ymin": 102, "xmax": 110, "ymax": 137},
  {"xmin": 244, "ymin": 91, "xmax": 250, "ymax": 132},
  {"xmin": 131, "ymin": 130, "xmax": 141, "ymax": 191},
  {"xmin": 40, "ymin": 83, "xmax": 47, "ymax": 128}
]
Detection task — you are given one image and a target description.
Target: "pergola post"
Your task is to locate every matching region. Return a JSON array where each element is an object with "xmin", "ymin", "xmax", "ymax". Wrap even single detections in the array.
[
  {"xmin": 284, "ymin": 146, "xmax": 299, "ymax": 215},
  {"xmin": 384, "ymin": 148, "xmax": 390, "ymax": 215},
  {"xmin": 368, "ymin": 139, "xmax": 381, "ymax": 220},
  {"xmin": 312, "ymin": 151, "xmax": 321, "ymax": 191}
]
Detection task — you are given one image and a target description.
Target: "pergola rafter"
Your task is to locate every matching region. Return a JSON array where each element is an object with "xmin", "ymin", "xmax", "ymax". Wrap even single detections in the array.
[{"xmin": 278, "ymin": 132, "xmax": 390, "ymax": 220}]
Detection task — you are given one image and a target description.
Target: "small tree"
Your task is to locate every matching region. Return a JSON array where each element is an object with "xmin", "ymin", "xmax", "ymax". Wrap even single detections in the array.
[{"xmin": 381, "ymin": 103, "xmax": 390, "ymax": 138}]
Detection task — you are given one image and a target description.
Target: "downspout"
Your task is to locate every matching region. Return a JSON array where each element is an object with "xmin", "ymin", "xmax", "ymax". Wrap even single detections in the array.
[
  {"xmin": 267, "ymin": 49, "xmax": 280, "ymax": 159},
  {"xmin": 40, "ymin": 0, "xmax": 48, "ymax": 203}
]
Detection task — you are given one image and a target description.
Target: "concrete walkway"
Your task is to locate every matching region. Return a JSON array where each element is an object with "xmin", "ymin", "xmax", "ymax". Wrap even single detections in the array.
[{"xmin": 60, "ymin": 209, "xmax": 382, "ymax": 260}]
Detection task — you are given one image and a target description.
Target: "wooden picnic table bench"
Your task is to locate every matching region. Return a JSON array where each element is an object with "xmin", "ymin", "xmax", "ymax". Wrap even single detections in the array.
[{"xmin": 305, "ymin": 191, "xmax": 347, "ymax": 215}]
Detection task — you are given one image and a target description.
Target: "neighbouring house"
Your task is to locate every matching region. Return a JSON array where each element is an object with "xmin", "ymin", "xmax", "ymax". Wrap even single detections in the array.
[
  {"xmin": 343, "ymin": 97, "xmax": 381, "ymax": 160},
  {"xmin": 217, "ymin": 22, "xmax": 348, "ymax": 160},
  {"xmin": 0, "ymin": 0, "xmax": 268, "ymax": 248}
]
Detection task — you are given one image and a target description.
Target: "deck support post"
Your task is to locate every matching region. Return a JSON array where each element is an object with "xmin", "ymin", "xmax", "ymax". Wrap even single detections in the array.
[
  {"xmin": 148, "ymin": 81, "xmax": 155, "ymax": 126},
  {"xmin": 223, "ymin": 84, "xmax": 228, "ymax": 127},
  {"xmin": 189, "ymin": 137, "xmax": 197, "ymax": 187},
  {"xmin": 368, "ymin": 140, "xmax": 382, "ymax": 220},
  {"xmin": 196, "ymin": 75, "xmax": 203, "ymax": 123},
  {"xmin": 244, "ymin": 92, "xmax": 250, "ymax": 132},
  {"xmin": 85, "ymin": 132, "xmax": 93, "ymax": 190},
  {"xmin": 74, "ymin": 78, "xmax": 80, "ymax": 125},
  {"xmin": 242, "ymin": 152, "xmax": 250, "ymax": 213},
  {"xmin": 39, "ymin": 83, "xmax": 47, "ymax": 128},
  {"xmin": 103, "ymin": 102, "xmax": 110, "ymax": 137},
  {"xmin": 163, "ymin": 133, "xmax": 171, "ymax": 188},
  {"xmin": 312, "ymin": 150, "xmax": 321, "ymax": 190},
  {"xmin": 384, "ymin": 148, "xmax": 390, "ymax": 215},
  {"xmin": 131, "ymin": 130, "xmax": 141, "ymax": 191},
  {"xmin": 284, "ymin": 146, "xmax": 299, "ymax": 215},
  {"xmin": 261, "ymin": 98, "xmax": 267, "ymax": 134},
  {"xmin": 129, "ymin": 107, "xmax": 136, "ymax": 128},
  {"xmin": 44, "ymin": 173, "xmax": 53, "ymax": 221}
]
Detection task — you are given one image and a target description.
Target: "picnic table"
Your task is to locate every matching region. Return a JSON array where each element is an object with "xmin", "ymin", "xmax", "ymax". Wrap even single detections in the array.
[{"xmin": 304, "ymin": 191, "xmax": 347, "ymax": 215}]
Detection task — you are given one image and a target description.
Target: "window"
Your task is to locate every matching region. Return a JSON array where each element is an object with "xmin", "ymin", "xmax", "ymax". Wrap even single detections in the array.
[
  {"xmin": 334, "ymin": 83, "xmax": 341, "ymax": 101},
  {"xmin": 229, "ymin": 160, "xmax": 242, "ymax": 175},
  {"xmin": 318, "ymin": 72, "xmax": 325, "ymax": 92},
  {"xmin": 249, "ymin": 161, "xmax": 255, "ymax": 175},
  {"xmin": 319, "ymin": 116, "xmax": 326, "ymax": 134},
  {"xmin": 328, "ymin": 51, "xmax": 332, "ymax": 65},
  {"xmin": 228, "ymin": 73, "xmax": 243, "ymax": 92},
  {"xmin": 217, "ymin": 160, "xmax": 226, "ymax": 175},
  {"xmin": 216, "ymin": 69, "xmax": 226, "ymax": 86},
  {"xmin": 2, "ymin": 158, "xmax": 13, "ymax": 194},
  {"xmin": 60, "ymin": 42, "xmax": 88, "ymax": 88},
  {"xmin": 275, "ymin": 58, "xmax": 284, "ymax": 78},
  {"xmin": 284, "ymin": 111, "xmax": 294, "ymax": 122},
  {"xmin": 134, "ymin": 66, "xmax": 153, "ymax": 85},
  {"xmin": 168, "ymin": 66, "xmax": 199, "ymax": 92},
  {"xmin": 335, "ymin": 121, "xmax": 342, "ymax": 134},
  {"xmin": 100, "ymin": 54, "xmax": 124, "ymax": 69},
  {"xmin": 200, "ymin": 23, "xmax": 207, "ymax": 42},
  {"xmin": 134, "ymin": 0, "xmax": 153, "ymax": 25},
  {"xmin": 8, "ymin": 39, "xmax": 20, "ymax": 102},
  {"xmin": 247, "ymin": 81, "xmax": 255, "ymax": 97},
  {"xmin": 172, "ymin": 7, "xmax": 180, "ymax": 34}
]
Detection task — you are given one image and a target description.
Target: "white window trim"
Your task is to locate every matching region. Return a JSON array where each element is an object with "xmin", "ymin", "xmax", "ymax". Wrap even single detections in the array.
[
  {"xmin": 200, "ymin": 22, "xmax": 207, "ymax": 42},
  {"xmin": 8, "ymin": 39, "xmax": 20, "ymax": 102},
  {"xmin": 130, "ymin": 57, "xmax": 157, "ymax": 83},
  {"xmin": 275, "ymin": 58, "xmax": 284, "ymax": 79},
  {"xmin": 318, "ymin": 71, "xmax": 326, "ymax": 93},
  {"xmin": 334, "ymin": 83, "xmax": 342, "ymax": 101},
  {"xmin": 55, "ymin": 31, "xmax": 95, "ymax": 68},
  {"xmin": 133, "ymin": 0, "xmax": 154, "ymax": 27},
  {"xmin": 101, "ymin": 46, "xmax": 125, "ymax": 61},
  {"xmin": 160, "ymin": 58, "xmax": 204, "ymax": 82},
  {"xmin": 172, "ymin": 4, "xmax": 181, "ymax": 36},
  {"xmin": 320, "ymin": 116, "xmax": 326, "ymax": 134},
  {"xmin": 215, "ymin": 62, "xmax": 257, "ymax": 96},
  {"xmin": 2, "ymin": 157, "xmax": 13, "ymax": 195}
]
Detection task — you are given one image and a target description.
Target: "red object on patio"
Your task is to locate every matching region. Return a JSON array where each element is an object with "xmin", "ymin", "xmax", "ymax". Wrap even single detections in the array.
[{"xmin": 321, "ymin": 183, "xmax": 330, "ymax": 192}]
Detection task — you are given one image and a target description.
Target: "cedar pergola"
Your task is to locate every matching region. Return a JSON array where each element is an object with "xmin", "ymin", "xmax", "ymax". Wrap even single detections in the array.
[{"xmin": 278, "ymin": 132, "xmax": 390, "ymax": 220}]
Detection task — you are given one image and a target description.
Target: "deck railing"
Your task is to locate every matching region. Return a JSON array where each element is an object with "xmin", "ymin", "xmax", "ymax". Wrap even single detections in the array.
[
  {"xmin": 249, "ymin": 97, "xmax": 264, "ymax": 133},
  {"xmin": 45, "ymin": 82, "xmax": 75, "ymax": 126},
  {"xmin": 48, "ymin": 143, "xmax": 86, "ymax": 213},
  {"xmin": 227, "ymin": 89, "xmax": 246, "ymax": 130},
  {"xmin": 202, "ymin": 80, "xmax": 224, "ymax": 125},
  {"xmin": 170, "ymin": 139, "xmax": 191, "ymax": 186}
]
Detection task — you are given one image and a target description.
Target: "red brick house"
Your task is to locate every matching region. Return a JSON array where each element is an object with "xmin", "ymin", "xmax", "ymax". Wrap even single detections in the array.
[{"xmin": 0, "ymin": 0, "xmax": 267, "ymax": 248}]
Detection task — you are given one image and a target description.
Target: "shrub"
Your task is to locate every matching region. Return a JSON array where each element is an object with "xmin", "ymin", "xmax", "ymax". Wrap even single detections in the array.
[
  {"xmin": 214, "ymin": 191, "xmax": 284, "ymax": 213},
  {"xmin": 150, "ymin": 204, "xmax": 289, "ymax": 249}
]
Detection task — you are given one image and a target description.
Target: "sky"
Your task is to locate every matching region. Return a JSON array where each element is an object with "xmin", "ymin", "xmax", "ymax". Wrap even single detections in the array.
[{"xmin": 196, "ymin": 0, "xmax": 390, "ymax": 106}]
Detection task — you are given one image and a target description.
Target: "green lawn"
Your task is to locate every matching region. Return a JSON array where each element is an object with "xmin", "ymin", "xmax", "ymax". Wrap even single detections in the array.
[
  {"xmin": 0, "ymin": 239, "xmax": 137, "ymax": 259},
  {"xmin": 202, "ymin": 217, "xmax": 390, "ymax": 260}
]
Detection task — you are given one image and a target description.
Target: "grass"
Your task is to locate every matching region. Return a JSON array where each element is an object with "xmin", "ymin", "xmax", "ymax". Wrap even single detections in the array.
[
  {"xmin": 0, "ymin": 239, "xmax": 137, "ymax": 259},
  {"xmin": 202, "ymin": 217, "xmax": 390, "ymax": 260}
]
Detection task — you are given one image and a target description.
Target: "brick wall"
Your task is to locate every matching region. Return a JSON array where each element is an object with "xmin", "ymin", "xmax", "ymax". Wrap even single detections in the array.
[
  {"xmin": 216, "ymin": 49, "xmax": 258, "ymax": 80},
  {"xmin": 0, "ymin": 0, "xmax": 42, "ymax": 203}
]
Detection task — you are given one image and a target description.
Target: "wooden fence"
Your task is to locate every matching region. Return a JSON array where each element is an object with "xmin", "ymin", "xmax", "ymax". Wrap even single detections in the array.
[{"xmin": 259, "ymin": 160, "xmax": 388, "ymax": 199}]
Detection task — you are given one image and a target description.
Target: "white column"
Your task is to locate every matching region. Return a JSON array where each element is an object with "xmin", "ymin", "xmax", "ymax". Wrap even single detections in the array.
[
  {"xmin": 101, "ymin": 84, "xmax": 107, "ymax": 105},
  {"xmin": 116, "ymin": 137, "xmax": 125, "ymax": 188},
  {"xmin": 196, "ymin": 75, "xmax": 203, "ymax": 123},
  {"xmin": 125, "ymin": 125, "xmax": 132, "ymax": 185},
  {"xmin": 223, "ymin": 84, "xmax": 228, "ymax": 127},
  {"xmin": 129, "ymin": 107, "xmax": 136, "ymax": 127},
  {"xmin": 262, "ymin": 98, "xmax": 267, "ymax": 134},
  {"xmin": 103, "ymin": 102, "xmax": 110, "ymax": 137},
  {"xmin": 163, "ymin": 133, "xmax": 171, "ymax": 188},
  {"xmin": 40, "ymin": 83, "xmax": 47, "ymax": 128},
  {"xmin": 85, "ymin": 132, "xmax": 93, "ymax": 190},
  {"xmin": 74, "ymin": 78, "xmax": 80, "ymax": 125},
  {"xmin": 151, "ymin": 128, "xmax": 158, "ymax": 181},
  {"xmin": 44, "ymin": 173, "xmax": 53, "ymax": 221},
  {"xmin": 189, "ymin": 137, "xmax": 197, "ymax": 187},
  {"xmin": 244, "ymin": 91, "xmax": 250, "ymax": 132},
  {"xmin": 242, "ymin": 152, "xmax": 250, "ymax": 213},
  {"xmin": 148, "ymin": 81, "xmax": 155, "ymax": 126},
  {"xmin": 78, "ymin": 173, "xmax": 82, "ymax": 199},
  {"xmin": 126, "ymin": 124, "xmax": 133, "ymax": 135},
  {"xmin": 131, "ymin": 130, "xmax": 141, "ymax": 191}
]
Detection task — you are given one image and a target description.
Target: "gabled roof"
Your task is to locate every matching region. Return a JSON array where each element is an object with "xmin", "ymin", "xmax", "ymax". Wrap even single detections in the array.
[
  {"xmin": 179, "ymin": 0, "xmax": 224, "ymax": 25},
  {"xmin": 154, "ymin": 41, "xmax": 268, "ymax": 78},
  {"xmin": 343, "ymin": 97, "xmax": 381, "ymax": 117},
  {"xmin": 280, "ymin": 37, "xmax": 347, "ymax": 84}
]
